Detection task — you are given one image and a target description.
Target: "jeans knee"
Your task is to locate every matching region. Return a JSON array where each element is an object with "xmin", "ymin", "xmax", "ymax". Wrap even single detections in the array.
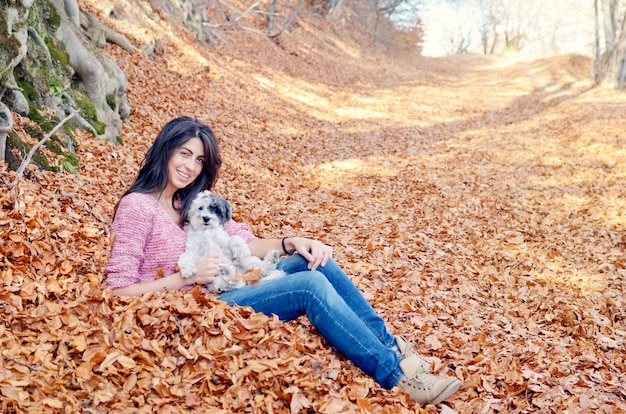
[
  {"xmin": 278, "ymin": 255, "xmax": 340, "ymax": 276},
  {"xmin": 298, "ymin": 271, "xmax": 335, "ymax": 302},
  {"xmin": 277, "ymin": 254, "xmax": 308, "ymax": 273},
  {"xmin": 303, "ymin": 271, "xmax": 329, "ymax": 288}
]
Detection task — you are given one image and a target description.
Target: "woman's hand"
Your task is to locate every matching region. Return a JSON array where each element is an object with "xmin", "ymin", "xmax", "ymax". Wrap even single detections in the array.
[
  {"xmin": 187, "ymin": 255, "xmax": 229, "ymax": 285},
  {"xmin": 287, "ymin": 237, "xmax": 333, "ymax": 271}
]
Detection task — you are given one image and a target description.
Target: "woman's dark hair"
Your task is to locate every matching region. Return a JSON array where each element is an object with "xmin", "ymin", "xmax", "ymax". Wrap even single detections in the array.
[{"xmin": 118, "ymin": 116, "xmax": 222, "ymax": 225}]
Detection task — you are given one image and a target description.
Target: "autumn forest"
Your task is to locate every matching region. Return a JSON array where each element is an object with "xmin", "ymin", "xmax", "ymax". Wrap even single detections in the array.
[{"xmin": 1, "ymin": 0, "xmax": 625, "ymax": 413}]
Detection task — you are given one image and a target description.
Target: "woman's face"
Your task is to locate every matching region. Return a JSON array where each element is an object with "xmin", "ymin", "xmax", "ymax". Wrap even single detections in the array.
[{"xmin": 165, "ymin": 137, "xmax": 205, "ymax": 193}]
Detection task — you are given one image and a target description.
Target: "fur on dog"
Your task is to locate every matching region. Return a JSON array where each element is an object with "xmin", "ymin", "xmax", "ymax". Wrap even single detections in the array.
[{"xmin": 177, "ymin": 190, "xmax": 285, "ymax": 292}]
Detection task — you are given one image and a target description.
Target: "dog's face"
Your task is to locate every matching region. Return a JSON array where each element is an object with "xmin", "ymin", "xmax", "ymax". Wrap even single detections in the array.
[{"xmin": 188, "ymin": 190, "xmax": 232, "ymax": 231}]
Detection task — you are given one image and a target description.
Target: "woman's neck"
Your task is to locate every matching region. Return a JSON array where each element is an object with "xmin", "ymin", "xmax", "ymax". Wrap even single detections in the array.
[
  {"xmin": 156, "ymin": 194, "xmax": 173, "ymax": 205},
  {"xmin": 153, "ymin": 191, "xmax": 180, "ymax": 222}
]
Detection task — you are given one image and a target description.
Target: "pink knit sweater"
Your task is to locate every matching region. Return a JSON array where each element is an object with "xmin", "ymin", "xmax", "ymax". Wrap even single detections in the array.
[{"xmin": 105, "ymin": 192, "xmax": 256, "ymax": 290}]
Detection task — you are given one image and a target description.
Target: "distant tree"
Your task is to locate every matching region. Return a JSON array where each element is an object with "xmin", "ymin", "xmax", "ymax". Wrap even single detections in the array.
[
  {"xmin": 439, "ymin": 0, "xmax": 482, "ymax": 54},
  {"xmin": 500, "ymin": 0, "xmax": 529, "ymax": 51},
  {"xmin": 432, "ymin": 0, "xmax": 592, "ymax": 57},
  {"xmin": 180, "ymin": 0, "xmax": 304, "ymax": 44},
  {"xmin": 325, "ymin": 0, "xmax": 345, "ymax": 17},
  {"xmin": 434, "ymin": 0, "xmax": 503, "ymax": 54},
  {"xmin": 456, "ymin": 0, "xmax": 534, "ymax": 54},
  {"xmin": 178, "ymin": 0, "xmax": 423, "ymax": 52},
  {"xmin": 477, "ymin": 0, "xmax": 500, "ymax": 55},
  {"xmin": 594, "ymin": 0, "xmax": 626, "ymax": 89},
  {"xmin": 265, "ymin": 0, "xmax": 304, "ymax": 38},
  {"xmin": 371, "ymin": 0, "xmax": 424, "ymax": 46},
  {"xmin": 373, "ymin": 0, "xmax": 404, "ymax": 42}
]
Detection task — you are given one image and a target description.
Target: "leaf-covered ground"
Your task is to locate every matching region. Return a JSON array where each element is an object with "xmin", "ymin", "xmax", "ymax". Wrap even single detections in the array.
[{"xmin": 1, "ymin": 2, "xmax": 626, "ymax": 413}]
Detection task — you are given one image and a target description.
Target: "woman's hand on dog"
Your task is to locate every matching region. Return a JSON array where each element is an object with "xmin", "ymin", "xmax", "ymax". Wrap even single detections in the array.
[{"xmin": 187, "ymin": 255, "xmax": 229, "ymax": 285}]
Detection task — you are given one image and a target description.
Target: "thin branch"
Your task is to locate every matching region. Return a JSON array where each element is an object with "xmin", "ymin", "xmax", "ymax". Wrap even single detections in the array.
[
  {"xmin": 233, "ymin": 1, "xmax": 263, "ymax": 24},
  {"xmin": 268, "ymin": 0, "xmax": 303, "ymax": 39},
  {"xmin": 9, "ymin": 111, "xmax": 77, "ymax": 209},
  {"xmin": 2, "ymin": 353, "xmax": 43, "ymax": 372},
  {"xmin": 188, "ymin": 0, "xmax": 302, "ymax": 45}
]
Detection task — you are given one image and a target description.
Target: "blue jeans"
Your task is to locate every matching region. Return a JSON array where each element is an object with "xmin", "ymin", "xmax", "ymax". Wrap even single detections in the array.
[{"xmin": 218, "ymin": 254, "xmax": 403, "ymax": 389}]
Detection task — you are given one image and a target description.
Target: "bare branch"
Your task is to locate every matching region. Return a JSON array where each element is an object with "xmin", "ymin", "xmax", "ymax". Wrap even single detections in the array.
[
  {"xmin": 2, "ymin": 353, "xmax": 43, "ymax": 372},
  {"xmin": 9, "ymin": 111, "xmax": 77, "ymax": 210},
  {"xmin": 267, "ymin": 0, "xmax": 303, "ymax": 39},
  {"xmin": 236, "ymin": 1, "xmax": 264, "ymax": 23},
  {"xmin": 188, "ymin": 0, "xmax": 303, "ymax": 44}
]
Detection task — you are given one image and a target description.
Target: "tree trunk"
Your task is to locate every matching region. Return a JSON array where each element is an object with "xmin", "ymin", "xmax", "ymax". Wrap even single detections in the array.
[
  {"xmin": 0, "ymin": 0, "xmax": 135, "ymax": 173},
  {"xmin": 266, "ymin": 0, "xmax": 280, "ymax": 33},
  {"xmin": 0, "ymin": 0, "xmax": 133, "ymax": 170},
  {"xmin": 0, "ymin": 103, "xmax": 13, "ymax": 163},
  {"xmin": 618, "ymin": 52, "xmax": 626, "ymax": 89},
  {"xmin": 594, "ymin": 0, "xmax": 602, "ymax": 82},
  {"xmin": 53, "ymin": 0, "xmax": 131, "ymax": 142},
  {"xmin": 593, "ymin": 0, "xmax": 626, "ymax": 88},
  {"xmin": 326, "ymin": 0, "xmax": 345, "ymax": 17}
]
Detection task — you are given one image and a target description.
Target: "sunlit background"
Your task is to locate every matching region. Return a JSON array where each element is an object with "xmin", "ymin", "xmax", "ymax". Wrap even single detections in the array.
[{"xmin": 414, "ymin": 0, "xmax": 595, "ymax": 58}]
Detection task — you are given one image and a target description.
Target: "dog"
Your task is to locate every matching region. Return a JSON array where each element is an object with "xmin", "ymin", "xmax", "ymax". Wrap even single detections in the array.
[{"xmin": 177, "ymin": 190, "xmax": 285, "ymax": 293}]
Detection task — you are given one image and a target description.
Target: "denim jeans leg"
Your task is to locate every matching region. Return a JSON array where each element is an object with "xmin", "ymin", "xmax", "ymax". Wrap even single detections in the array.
[
  {"xmin": 218, "ymin": 271, "xmax": 404, "ymax": 389},
  {"xmin": 277, "ymin": 254, "xmax": 397, "ymax": 348}
]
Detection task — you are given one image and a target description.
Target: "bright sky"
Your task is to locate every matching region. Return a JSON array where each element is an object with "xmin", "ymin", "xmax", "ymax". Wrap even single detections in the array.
[
  {"xmin": 420, "ymin": 0, "xmax": 595, "ymax": 58},
  {"xmin": 421, "ymin": 2, "xmax": 462, "ymax": 57}
]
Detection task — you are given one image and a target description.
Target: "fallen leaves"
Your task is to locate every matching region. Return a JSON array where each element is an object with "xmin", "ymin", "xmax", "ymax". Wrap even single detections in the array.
[{"xmin": 1, "ymin": 1, "xmax": 626, "ymax": 413}]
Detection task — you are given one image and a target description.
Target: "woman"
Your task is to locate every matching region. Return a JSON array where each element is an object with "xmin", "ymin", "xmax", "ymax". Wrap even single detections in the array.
[{"xmin": 106, "ymin": 117, "xmax": 461, "ymax": 406}]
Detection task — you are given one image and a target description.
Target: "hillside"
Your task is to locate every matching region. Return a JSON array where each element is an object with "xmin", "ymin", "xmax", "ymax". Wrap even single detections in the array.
[{"xmin": 1, "ymin": 1, "xmax": 625, "ymax": 413}]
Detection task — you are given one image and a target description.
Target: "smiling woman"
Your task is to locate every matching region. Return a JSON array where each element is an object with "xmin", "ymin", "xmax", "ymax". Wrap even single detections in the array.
[
  {"xmin": 115, "ymin": 117, "xmax": 222, "ymax": 226},
  {"xmin": 158, "ymin": 138, "xmax": 205, "ymax": 220},
  {"xmin": 104, "ymin": 116, "xmax": 462, "ymax": 406}
]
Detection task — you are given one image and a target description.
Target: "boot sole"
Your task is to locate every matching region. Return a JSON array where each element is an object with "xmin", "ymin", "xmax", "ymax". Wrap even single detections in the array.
[{"xmin": 430, "ymin": 378, "xmax": 461, "ymax": 405}]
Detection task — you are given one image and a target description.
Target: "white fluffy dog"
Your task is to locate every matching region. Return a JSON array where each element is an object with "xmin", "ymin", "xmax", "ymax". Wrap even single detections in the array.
[{"xmin": 178, "ymin": 190, "xmax": 285, "ymax": 293}]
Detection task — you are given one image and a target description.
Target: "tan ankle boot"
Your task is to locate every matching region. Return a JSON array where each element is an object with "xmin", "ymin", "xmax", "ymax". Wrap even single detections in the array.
[
  {"xmin": 397, "ymin": 355, "xmax": 461, "ymax": 405},
  {"xmin": 395, "ymin": 336, "xmax": 430, "ymax": 371}
]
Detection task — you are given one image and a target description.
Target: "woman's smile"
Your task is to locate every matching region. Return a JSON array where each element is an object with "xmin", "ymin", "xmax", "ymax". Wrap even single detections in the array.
[{"xmin": 166, "ymin": 137, "xmax": 205, "ymax": 193}]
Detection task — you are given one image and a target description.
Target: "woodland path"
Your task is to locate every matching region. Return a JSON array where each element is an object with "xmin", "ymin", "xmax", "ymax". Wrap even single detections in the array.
[{"xmin": 1, "ymin": 5, "xmax": 625, "ymax": 412}]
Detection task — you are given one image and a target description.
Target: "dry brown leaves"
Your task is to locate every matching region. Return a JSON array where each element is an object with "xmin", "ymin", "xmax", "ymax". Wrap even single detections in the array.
[{"xmin": 1, "ymin": 1, "xmax": 625, "ymax": 413}]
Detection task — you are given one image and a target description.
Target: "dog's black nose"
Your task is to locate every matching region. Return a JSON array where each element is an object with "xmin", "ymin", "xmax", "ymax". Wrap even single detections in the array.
[{"xmin": 203, "ymin": 216, "xmax": 210, "ymax": 223}]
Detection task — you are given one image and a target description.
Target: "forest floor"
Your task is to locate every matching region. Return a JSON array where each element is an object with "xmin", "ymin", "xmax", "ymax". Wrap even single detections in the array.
[{"xmin": 1, "ymin": 1, "xmax": 626, "ymax": 413}]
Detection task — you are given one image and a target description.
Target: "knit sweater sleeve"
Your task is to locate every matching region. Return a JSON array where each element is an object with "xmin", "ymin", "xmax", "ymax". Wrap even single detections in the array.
[
  {"xmin": 105, "ymin": 194, "xmax": 152, "ymax": 290},
  {"xmin": 105, "ymin": 193, "xmax": 187, "ymax": 290}
]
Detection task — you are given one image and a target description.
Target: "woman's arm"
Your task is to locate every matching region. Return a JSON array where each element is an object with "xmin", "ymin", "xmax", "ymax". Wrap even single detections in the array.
[
  {"xmin": 247, "ymin": 238, "xmax": 284, "ymax": 257},
  {"xmin": 222, "ymin": 217, "xmax": 333, "ymax": 270},
  {"xmin": 111, "ymin": 255, "xmax": 226, "ymax": 295},
  {"xmin": 249, "ymin": 236, "xmax": 333, "ymax": 271},
  {"xmin": 112, "ymin": 272, "xmax": 191, "ymax": 295}
]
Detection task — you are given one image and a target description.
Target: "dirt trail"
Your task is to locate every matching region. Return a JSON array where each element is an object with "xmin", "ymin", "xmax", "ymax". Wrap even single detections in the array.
[{"xmin": 1, "ymin": 4, "xmax": 625, "ymax": 413}]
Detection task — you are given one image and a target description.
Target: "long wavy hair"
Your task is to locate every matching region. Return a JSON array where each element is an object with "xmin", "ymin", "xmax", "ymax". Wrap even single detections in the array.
[{"xmin": 117, "ymin": 116, "xmax": 222, "ymax": 226}]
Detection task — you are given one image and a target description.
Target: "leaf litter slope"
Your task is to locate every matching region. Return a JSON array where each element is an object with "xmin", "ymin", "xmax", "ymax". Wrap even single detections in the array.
[{"xmin": 1, "ymin": 4, "xmax": 626, "ymax": 414}]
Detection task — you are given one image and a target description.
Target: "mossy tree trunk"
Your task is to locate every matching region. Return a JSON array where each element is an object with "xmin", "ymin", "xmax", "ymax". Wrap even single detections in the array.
[{"xmin": 0, "ymin": 0, "xmax": 132, "ymax": 170}]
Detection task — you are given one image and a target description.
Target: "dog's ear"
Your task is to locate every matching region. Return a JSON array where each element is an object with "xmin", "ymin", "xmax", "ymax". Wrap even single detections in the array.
[{"xmin": 215, "ymin": 195, "xmax": 232, "ymax": 224}]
